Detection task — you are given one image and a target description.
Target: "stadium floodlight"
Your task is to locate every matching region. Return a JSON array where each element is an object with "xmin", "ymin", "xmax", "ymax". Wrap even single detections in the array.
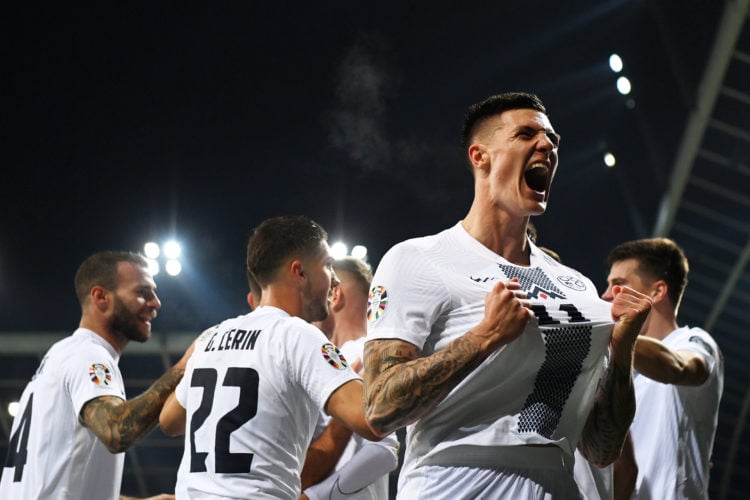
[
  {"xmin": 146, "ymin": 258, "xmax": 160, "ymax": 276},
  {"xmin": 163, "ymin": 240, "xmax": 181, "ymax": 259},
  {"xmin": 331, "ymin": 241, "xmax": 348, "ymax": 260},
  {"xmin": 8, "ymin": 401, "xmax": 19, "ymax": 417},
  {"xmin": 165, "ymin": 259, "xmax": 182, "ymax": 276},
  {"xmin": 351, "ymin": 245, "xmax": 368, "ymax": 260},
  {"xmin": 604, "ymin": 152, "xmax": 616, "ymax": 168},
  {"xmin": 616, "ymin": 76, "xmax": 632, "ymax": 95},
  {"xmin": 143, "ymin": 242, "xmax": 160, "ymax": 259},
  {"xmin": 609, "ymin": 54, "xmax": 623, "ymax": 73}
]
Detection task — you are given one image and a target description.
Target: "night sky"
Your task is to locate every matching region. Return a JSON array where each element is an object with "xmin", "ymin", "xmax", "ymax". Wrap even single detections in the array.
[{"xmin": 1, "ymin": 1, "xmax": 723, "ymax": 334}]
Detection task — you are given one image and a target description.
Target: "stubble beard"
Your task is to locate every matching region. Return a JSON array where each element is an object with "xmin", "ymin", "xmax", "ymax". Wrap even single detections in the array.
[{"xmin": 109, "ymin": 295, "xmax": 151, "ymax": 343}]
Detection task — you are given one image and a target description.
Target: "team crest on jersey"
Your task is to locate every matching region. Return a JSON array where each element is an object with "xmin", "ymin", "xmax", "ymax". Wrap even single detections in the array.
[
  {"xmin": 367, "ymin": 285, "xmax": 388, "ymax": 321},
  {"xmin": 89, "ymin": 363, "xmax": 112, "ymax": 386},
  {"xmin": 556, "ymin": 275, "xmax": 586, "ymax": 291},
  {"xmin": 321, "ymin": 343, "xmax": 349, "ymax": 370}
]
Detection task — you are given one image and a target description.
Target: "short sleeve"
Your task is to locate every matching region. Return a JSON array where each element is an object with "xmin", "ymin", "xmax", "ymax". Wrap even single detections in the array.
[
  {"xmin": 65, "ymin": 346, "xmax": 125, "ymax": 416},
  {"xmin": 366, "ymin": 241, "xmax": 449, "ymax": 349},
  {"xmin": 286, "ymin": 320, "xmax": 360, "ymax": 412},
  {"xmin": 671, "ymin": 328, "xmax": 720, "ymax": 374}
]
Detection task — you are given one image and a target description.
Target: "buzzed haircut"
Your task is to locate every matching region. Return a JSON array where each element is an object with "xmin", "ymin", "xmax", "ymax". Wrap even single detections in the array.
[
  {"xmin": 607, "ymin": 238, "xmax": 689, "ymax": 310},
  {"xmin": 74, "ymin": 251, "xmax": 148, "ymax": 306},
  {"xmin": 461, "ymin": 92, "xmax": 548, "ymax": 153},
  {"xmin": 246, "ymin": 215, "xmax": 328, "ymax": 288},
  {"xmin": 333, "ymin": 257, "xmax": 373, "ymax": 297}
]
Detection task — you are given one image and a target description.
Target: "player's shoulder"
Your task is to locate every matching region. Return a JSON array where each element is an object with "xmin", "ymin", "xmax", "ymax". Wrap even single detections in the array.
[{"xmin": 683, "ymin": 326, "xmax": 721, "ymax": 355}]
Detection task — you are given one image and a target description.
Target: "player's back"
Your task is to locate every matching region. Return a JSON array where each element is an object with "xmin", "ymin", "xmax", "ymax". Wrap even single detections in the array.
[{"xmin": 176, "ymin": 305, "xmax": 358, "ymax": 499}]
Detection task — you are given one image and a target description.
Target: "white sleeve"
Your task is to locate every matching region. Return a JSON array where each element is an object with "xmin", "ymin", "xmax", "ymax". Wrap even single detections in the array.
[
  {"xmin": 366, "ymin": 241, "xmax": 449, "ymax": 349},
  {"xmin": 287, "ymin": 320, "xmax": 360, "ymax": 412},
  {"xmin": 303, "ymin": 439, "xmax": 399, "ymax": 499},
  {"xmin": 66, "ymin": 344, "xmax": 125, "ymax": 416}
]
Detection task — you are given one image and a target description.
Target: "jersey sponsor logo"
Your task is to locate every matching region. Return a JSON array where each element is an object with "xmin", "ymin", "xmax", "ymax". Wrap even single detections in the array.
[
  {"xmin": 556, "ymin": 275, "xmax": 586, "ymax": 291},
  {"xmin": 321, "ymin": 343, "xmax": 349, "ymax": 370},
  {"xmin": 367, "ymin": 285, "xmax": 388, "ymax": 321},
  {"xmin": 89, "ymin": 363, "xmax": 112, "ymax": 386}
]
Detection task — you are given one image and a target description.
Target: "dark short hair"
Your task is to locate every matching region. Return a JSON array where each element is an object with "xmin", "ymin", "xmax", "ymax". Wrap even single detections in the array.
[
  {"xmin": 246, "ymin": 215, "xmax": 328, "ymax": 288},
  {"xmin": 461, "ymin": 92, "xmax": 548, "ymax": 152},
  {"xmin": 607, "ymin": 238, "xmax": 689, "ymax": 309},
  {"xmin": 74, "ymin": 251, "xmax": 148, "ymax": 306},
  {"xmin": 333, "ymin": 257, "xmax": 372, "ymax": 297}
]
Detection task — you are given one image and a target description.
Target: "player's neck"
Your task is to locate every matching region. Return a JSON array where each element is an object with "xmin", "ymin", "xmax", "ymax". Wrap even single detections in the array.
[
  {"xmin": 79, "ymin": 317, "xmax": 127, "ymax": 355},
  {"xmin": 331, "ymin": 316, "xmax": 367, "ymax": 347},
  {"xmin": 462, "ymin": 207, "xmax": 530, "ymax": 265},
  {"xmin": 641, "ymin": 306, "xmax": 678, "ymax": 340}
]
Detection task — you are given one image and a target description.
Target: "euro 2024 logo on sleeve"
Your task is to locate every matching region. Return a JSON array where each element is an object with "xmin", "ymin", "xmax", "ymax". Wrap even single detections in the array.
[
  {"xmin": 321, "ymin": 343, "xmax": 349, "ymax": 370},
  {"xmin": 367, "ymin": 285, "xmax": 388, "ymax": 322},
  {"xmin": 89, "ymin": 363, "xmax": 112, "ymax": 386}
]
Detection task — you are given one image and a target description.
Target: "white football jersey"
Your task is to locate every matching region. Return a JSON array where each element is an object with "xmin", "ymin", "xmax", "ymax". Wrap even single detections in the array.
[
  {"xmin": 174, "ymin": 306, "xmax": 360, "ymax": 499},
  {"xmin": 366, "ymin": 222, "xmax": 614, "ymax": 491},
  {"xmin": 630, "ymin": 326, "xmax": 723, "ymax": 499},
  {"xmin": 0, "ymin": 328, "xmax": 126, "ymax": 499}
]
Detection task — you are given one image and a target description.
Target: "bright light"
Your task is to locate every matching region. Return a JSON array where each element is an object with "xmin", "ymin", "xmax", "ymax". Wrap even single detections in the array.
[
  {"xmin": 146, "ymin": 258, "xmax": 160, "ymax": 276},
  {"xmin": 8, "ymin": 401, "xmax": 19, "ymax": 417},
  {"xmin": 604, "ymin": 152, "xmax": 616, "ymax": 167},
  {"xmin": 165, "ymin": 259, "xmax": 182, "ymax": 276},
  {"xmin": 351, "ymin": 245, "xmax": 368, "ymax": 260},
  {"xmin": 143, "ymin": 242, "xmax": 160, "ymax": 259},
  {"xmin": 616, "ymin": 76, "xmax": 632, "ymax": 95},
  {"xmin": 163, "ymin": 240, "xmax": 181, "ymax": 259},
  {"xmin": 330, "ymin": 242, "xmax": 348, "ymax": 260},
  {"xmin": 609, "ymin": 54, "xmax": 623, "ymax": 73}
]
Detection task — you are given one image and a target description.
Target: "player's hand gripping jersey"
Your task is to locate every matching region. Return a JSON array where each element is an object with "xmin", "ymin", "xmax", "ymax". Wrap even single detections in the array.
[
  {"xmin": 174, "ymin": 306, "xmax": 359, "ymax": 499},
  {"xmin": 366, "ymin": 223, "xmax": 615, "ymax": 473}
]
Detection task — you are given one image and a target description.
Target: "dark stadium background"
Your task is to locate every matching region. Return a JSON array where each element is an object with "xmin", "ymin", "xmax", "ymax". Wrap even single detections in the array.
[{"xmin": 1, "ymin": 1, "xmax": 748, "ymax": 497}]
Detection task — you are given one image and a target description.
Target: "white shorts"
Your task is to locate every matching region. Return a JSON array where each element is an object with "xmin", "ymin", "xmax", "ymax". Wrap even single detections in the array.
[{"xmin": 398, "ymin": 447, "xmax": 582, "ymax": 500}]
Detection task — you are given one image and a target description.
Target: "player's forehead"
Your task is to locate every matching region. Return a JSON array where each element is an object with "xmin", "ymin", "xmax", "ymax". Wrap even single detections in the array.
[
  {"xmin": 497, "ymin": 108, "xmax": 554, "ymax": 132},
  {"xmin": 607, "ymin": 258, "xmax": 641, "ymax": 282},
  {"xmin": 116, "ymin": 261, "xmax": 156, "ymax": 290}
]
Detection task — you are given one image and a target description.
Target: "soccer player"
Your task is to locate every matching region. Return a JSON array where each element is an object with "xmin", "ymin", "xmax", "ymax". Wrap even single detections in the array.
[
  {"xmin": 304, "ymin": 257, "xmax": 400, "ymax": 500},
  {"xmin": 0, "ymin": 250, "xmax": 192, "ymax": 499},
  {"xmin": 159, "ymin": 215, "xmax": 381, "ymax": 499},
  {"xmin": 362, "ymin": 92, "xmax": 652, "ymax": 498},
  {"xmin": 605, "ymin": 238, "xmax": 723, "ymax": 499}
]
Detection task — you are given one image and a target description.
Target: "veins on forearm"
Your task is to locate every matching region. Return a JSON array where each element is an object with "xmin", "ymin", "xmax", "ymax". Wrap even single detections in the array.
[
  {"xmin": 82, "ymin": 366, "xmax": 185, "ymax": 453},
  {"xmin": 578, "ymin": 361, "xmax": 635, "ymax": 467},
  {"xmin": 363, "ymin": 337, "xmax": 483, "ymax": 435}
]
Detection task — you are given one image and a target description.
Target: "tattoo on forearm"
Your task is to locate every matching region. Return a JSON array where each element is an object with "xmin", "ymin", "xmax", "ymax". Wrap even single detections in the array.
[
  {"xmin": 81, "ymin": 366, "xmax": 185, "ymax": 453},
  {"xmin": 364, "ymin": 337, "xmax": 483, "ymax": 435},
  {"xmin": 578, "ymin": 360, "xmax": 635, "ymax": 466}
]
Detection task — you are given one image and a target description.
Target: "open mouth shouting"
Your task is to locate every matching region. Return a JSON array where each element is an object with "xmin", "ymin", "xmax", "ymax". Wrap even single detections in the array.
[{"xmin": 524, "ymin": 162, "xmax": 550, "ymax": 193}]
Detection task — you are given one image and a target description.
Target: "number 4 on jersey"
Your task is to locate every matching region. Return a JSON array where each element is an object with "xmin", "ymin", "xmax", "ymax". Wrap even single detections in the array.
[{"xmin": 3, "ymin": 393, "xmax": 33, "ymax": 482}]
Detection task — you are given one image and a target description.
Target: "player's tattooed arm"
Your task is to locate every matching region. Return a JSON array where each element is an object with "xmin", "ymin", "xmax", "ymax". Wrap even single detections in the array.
[
  {"xmin": 363, "ymin": 337, "xmax": 485, "ymax": 435},
  {"xmin": 81, "ymin": 366, "xmax": 186, "ymax": 453},
  {"xmin": 577, "ymin": 356, "xmax": 635, "ymax": 467},
  {"xmin": 578, "ymin": 285, "xmax": 651, "ymax": 467}
]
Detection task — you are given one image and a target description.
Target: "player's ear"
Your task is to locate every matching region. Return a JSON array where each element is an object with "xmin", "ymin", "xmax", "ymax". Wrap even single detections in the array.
[
  {"xmin": 290, "ymin": 259, "xmax": 305, "ymax": 282},
  {"xmin": 651, "ymin": 280, "xmax": 668, "ymax": 304},
  {"xmin": 331, "ymin": 285, "xmax": 345, "ymax": 311},
  {"xmin": 468, "ymin": 144, "xmax": 489, "ymax": 173},
  {"xmin": 90, "ymin": 285, "xmax": 110, "ymax": 312}
]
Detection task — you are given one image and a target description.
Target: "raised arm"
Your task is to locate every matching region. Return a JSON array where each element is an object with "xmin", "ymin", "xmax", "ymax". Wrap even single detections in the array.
[
  {"xmin": 363, "ymin": 280, "xmax": 532, "ymax": 436},
  {"xmin": 633, "ymin": 336, "xmax": 709, "ymax": 386},
  {"xmin": 81, "ymin": 341, "xmax": 195, "ymax": 453},
  {"xmin": 578, "ymin": 285, "xmax": 651, "ymax": 467}
]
